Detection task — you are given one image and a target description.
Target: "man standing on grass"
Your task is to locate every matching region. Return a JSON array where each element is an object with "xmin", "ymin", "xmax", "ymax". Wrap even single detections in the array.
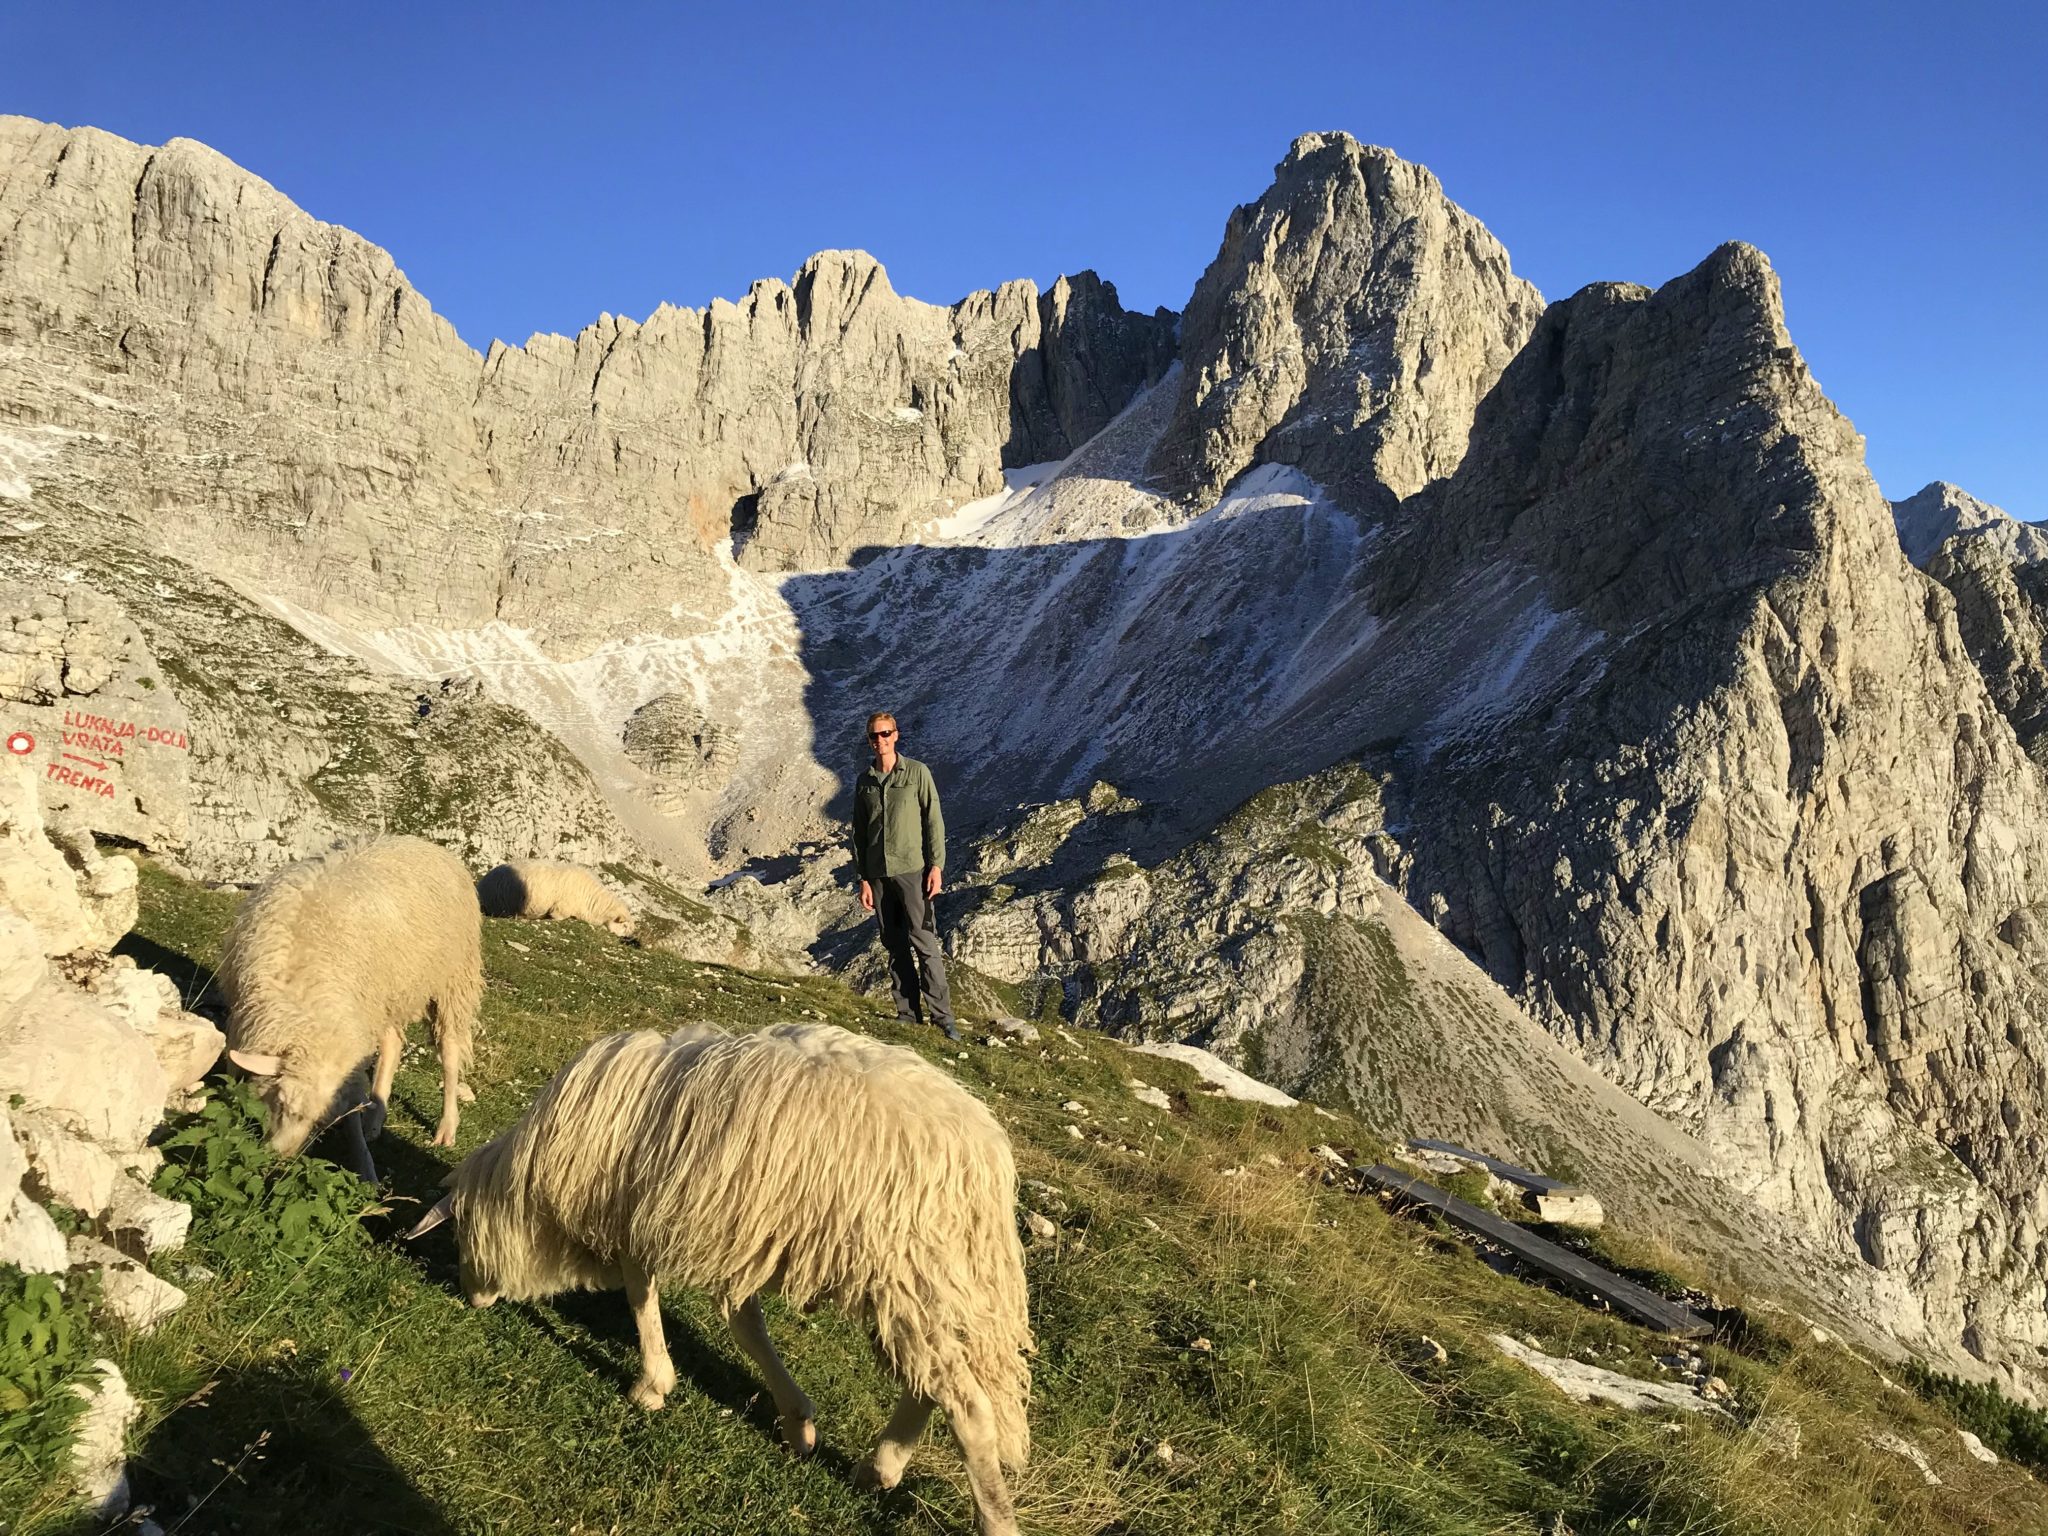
[{"xmin": 851, "ymin": 710, "xmax": 959, "ymax": 1042}]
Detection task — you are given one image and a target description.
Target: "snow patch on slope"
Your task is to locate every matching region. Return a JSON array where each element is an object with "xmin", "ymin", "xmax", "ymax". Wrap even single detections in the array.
[
  {"xmin": 252, "ymin": 546, "xmax": 817, "ymax": 869},
  {"xmin": 931, "ymin": 461, "xmax": 1064, "ymax": 541},
  {"xmin": 791, "ymin": 461, "xmax": 1370, "ymax": 817}
]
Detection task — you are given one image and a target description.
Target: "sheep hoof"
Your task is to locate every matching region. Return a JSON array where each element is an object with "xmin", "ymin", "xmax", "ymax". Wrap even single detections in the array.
[
  {"xmin": 783, "ymin": 1417, "xmax": 817, "ymax": 1458},
  {"xmin": 628, "ymin": 1380, "xmax": 668, "ymax": 1411},
  {"xmin": 432, "ymin": 1122, "xmax": 458, "ymax": 1148},
  {"xmin": 854, "ymin": 1459, "xmax": 902, "ymax": 1491}
]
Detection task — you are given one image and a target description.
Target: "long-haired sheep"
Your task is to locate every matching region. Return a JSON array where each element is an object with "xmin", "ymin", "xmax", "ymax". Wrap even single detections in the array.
[
  {"xmin": 476, "ymin": 860, "xmax": 634, "ymax": 937},
  {"xmin": 408, "ymin": 1023, "xmax": 1031, "ymax": 1535},
  {"xmin": 220, "ymin": 835, "xmax": 483, "ymax": 1184}
]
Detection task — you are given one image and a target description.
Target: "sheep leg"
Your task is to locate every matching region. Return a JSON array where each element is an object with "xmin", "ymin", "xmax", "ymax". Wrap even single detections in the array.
[
  {"xmin": 621, "ymin": 1256, "xmax": 677, "ymax": 1411},
  {"xmin": 431, "ymin": 1024, "xmax": 462, "ymax": 1147},
  {"xmin": 368, "ymin": 1027, "xmax": 403, "ymax": 1138},
  {"xmin": 855, "ymin": 1386, "xmax": 934, "ymax": 1490},
  {"xmin": 943, "ymin": 1385, "xmax": 1021, "ymax": 1536},
  {"xmin": 339, "ymin": 1108, "xmax": 378, "ymax": 1187},
  {"xmin": 726, "ymin": 1294, "xmax": 816, "ymax": 1456}
]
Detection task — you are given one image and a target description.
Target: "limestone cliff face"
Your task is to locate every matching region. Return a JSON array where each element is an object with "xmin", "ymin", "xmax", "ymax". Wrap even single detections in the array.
[
  {"xmin": 1382, "ymin": 245, "xmax": 2048, "ymax": 1397},
  {"xmin": 0, "ymin": 115, "xmax": 1175, "ymax": 653},
  {"xmin": 1148, "ymin": 131, "xmax": 1541, "ymax": 512},
  {"xmin": 0, "ymin": 119, "xmax": 505, "ymax": 631},
  {"xmin": 1898, "ymin": 484, "xmax": 2048, "ymax": 763},
  {"xmin": 1931, "ymin": 539, "xmax": 2048, "ymax": 766},
  {"xmin": 475, "ymin": 252, "xmax": 1172, "ymax": 582},
  {"xmin": 1009, "ymin": 272, "xmax": 1180, "ymax": 466}
]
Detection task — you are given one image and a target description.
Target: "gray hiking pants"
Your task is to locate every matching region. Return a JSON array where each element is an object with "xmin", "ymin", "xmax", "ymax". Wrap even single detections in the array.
[{"xmin": 876, "ymin": 870, "xmax": 954, "ymax": 1027}]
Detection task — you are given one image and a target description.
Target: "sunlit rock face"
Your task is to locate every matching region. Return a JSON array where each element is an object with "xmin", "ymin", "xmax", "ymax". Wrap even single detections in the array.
[{"xmin": 1148, "ymin": 130, "xmax": 1542, "ymax": 514}]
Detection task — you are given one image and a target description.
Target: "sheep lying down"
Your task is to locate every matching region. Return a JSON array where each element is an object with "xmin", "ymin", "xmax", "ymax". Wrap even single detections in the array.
[
  {"xmin": 220, "ymin": 835, "xmax": 483, "ymax": 1184},
  {"xmin": 410, "ymin": 1023, "xmax": 1033, "ymax": 1536},
  {"xmin": 476, "ymin": 860, "xmax": 634, "ymax": 937}
]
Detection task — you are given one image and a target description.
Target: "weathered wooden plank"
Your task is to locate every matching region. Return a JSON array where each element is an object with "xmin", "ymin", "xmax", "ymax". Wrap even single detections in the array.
[
  {"xmin": 1359, "ymin": 1164, "xmax": 1712, "ymax": 1338},
  {"xmin": 1407, "ymin": 1137, "xmax": 1573, "ymax": 1194}
]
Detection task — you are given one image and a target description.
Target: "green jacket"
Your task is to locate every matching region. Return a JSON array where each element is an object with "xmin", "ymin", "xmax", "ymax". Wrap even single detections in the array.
[{"xmin": 851, "ymin": 754, "xmax": 946, "ymax": 880}]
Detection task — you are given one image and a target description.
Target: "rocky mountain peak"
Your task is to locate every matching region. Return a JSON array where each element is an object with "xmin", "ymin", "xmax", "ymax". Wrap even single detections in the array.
[
  {"xmin": 1391, "ymin": 239, "xmax": 1883, "ymax": 631},
  {"xmin": 1892, "ymin": 480, "xmax": 2047, "ymax": 567},
  {"xmin": 790, "ymin": 247, "xmax": 909, "ymax": 334},
  {"xmin": 1147, "ymin": 130, "xmax": 1542, "ymax": 512}
]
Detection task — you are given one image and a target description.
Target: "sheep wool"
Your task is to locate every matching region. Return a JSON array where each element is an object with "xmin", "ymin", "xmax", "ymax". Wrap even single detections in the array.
[
  {"xmin": 442, "ymin": 1022, "xmax": 1032, "ymax": 1524},
  {"xmin": 476, "ymin": 860, "xmax": 633, "ymax": 936},
  {"xmin": 219, "ymin": 835, "xmax": 483, "ymax": 1180}
]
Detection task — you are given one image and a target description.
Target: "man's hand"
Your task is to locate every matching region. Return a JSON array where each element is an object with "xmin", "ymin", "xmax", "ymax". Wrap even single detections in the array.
[
  {"xmin": 924, "ymin": 866, "xmax": 942, "ymax": 900},
  {"xmin": 859, "ymin": 879, "xmax": 875, "ymax": 912}
]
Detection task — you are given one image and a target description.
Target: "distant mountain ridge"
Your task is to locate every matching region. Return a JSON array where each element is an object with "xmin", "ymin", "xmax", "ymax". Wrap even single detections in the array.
[{"xmin": 1892, "ymin": 480, "xmax": 2048, "ymax": 567}]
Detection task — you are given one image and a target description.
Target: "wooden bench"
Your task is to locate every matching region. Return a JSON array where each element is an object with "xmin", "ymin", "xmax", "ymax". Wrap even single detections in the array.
[
  {"xmin": 1359, "ymin": 1163, "xmax": 1711, "ymax": 1338},
  {"xmin": 1407, "ymin": 1137, "xmax": 1574, "ymax": 1193}
]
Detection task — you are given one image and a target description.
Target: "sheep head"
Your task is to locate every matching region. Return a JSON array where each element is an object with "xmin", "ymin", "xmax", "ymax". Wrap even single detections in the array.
[
  {"xmin": 403, "ymin": 1192, "xmax": 500, "ymax": 1306},
  {"xmin": 227, "ymin": 1047, "xmax": 362, "ymax": 1160}
]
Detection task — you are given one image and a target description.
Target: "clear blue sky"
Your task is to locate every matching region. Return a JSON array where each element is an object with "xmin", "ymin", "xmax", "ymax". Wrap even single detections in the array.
[{"xmin": 5, "ymin": 0, "xmax": 2043, "ymax": 513}]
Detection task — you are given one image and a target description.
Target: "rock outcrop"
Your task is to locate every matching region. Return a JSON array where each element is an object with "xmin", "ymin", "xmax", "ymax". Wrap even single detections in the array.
[
  {"xmin": 621, "ymin": 693, "xmax": 739, "ymax": 813},
  {"xmin": 0, "ymin": 753, "xmax": 217, "ymax": 1334},
  {"xmin": 1147, "ymin": 132, "xmax": 1541, "ymax": 513},
  {"xmin": 1, "ymin": 580, "xmax": 193, "ymax": 852}
]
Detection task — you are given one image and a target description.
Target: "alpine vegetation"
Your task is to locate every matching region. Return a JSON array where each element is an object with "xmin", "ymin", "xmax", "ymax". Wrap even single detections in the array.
[
  {"xmin": 220, "ymin": 835, "xmax": 484, "ymax": 1182},
  {"xmin": 476, "ymin": 859, "xmax": 635, "ymax": 937},
  {"xmin": 409, "ymin": 1022, "xmax": 1033, "ymax": 1534}
]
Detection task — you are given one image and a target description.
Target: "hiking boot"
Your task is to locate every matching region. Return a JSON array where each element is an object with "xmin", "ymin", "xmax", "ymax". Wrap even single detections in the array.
[{"xmin": 940, "ymin": 1021, "xmax": 962, "ymax": 1043}]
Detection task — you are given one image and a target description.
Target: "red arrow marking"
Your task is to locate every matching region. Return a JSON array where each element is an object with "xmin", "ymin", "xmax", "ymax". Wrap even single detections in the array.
[{"xmin": 61, "ymin": 751, "xmax": 108, "ymax": 770}]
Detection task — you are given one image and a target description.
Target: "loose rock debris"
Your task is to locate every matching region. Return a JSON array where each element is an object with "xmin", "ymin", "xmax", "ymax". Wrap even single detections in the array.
[
  {"xmin": 1491, "ymin": 1334, "xmax": 1732, "ymax": 1418},
  {"xmin": 1869, "ymin": 1429, "xmax": 1942, "ymax": 1486}
]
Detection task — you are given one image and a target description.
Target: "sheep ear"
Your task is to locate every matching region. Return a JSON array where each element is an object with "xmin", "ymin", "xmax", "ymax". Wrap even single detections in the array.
[
  {"xmin": 405, "ymin": 1194, "xmax": 456, "ymax": 1240},
  {"xmin": 227, "ymin": 1047, "xmax": 285, "ymax": 1077}
]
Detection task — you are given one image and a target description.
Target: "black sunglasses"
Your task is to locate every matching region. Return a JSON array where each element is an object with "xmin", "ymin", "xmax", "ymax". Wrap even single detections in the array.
[{"xmin": 867, "ymin": 728, "xmax": 897, "ymax": 740}]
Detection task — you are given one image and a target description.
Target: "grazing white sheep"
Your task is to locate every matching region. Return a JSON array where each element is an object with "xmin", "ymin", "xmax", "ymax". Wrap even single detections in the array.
[
  {"xmin": 220, "ymin": 835, "xmax": 483, "ymax": 1184},
  {"xmin": 476, "ymin": 860, "xmax": 634, "ymax": 937},
  {"xmin": 409, "ymin": 1023, "xmax": 1031, "ymax": 1535}
]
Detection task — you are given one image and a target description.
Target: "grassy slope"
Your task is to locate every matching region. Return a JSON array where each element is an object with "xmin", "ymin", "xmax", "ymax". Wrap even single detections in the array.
[{"xmin": 12, "ymin": 863, "xmax": 2047, "ymax": 1536}]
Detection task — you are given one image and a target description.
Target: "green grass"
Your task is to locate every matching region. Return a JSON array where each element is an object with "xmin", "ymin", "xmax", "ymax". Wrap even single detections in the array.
[
  {"xmin": 1903, "ymin": 1362, "xmax": 2048, "ymax": 1474},
  {"xmin": 11, "ymin": 861, "xmax": 2047, "ymax": 1534}
]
